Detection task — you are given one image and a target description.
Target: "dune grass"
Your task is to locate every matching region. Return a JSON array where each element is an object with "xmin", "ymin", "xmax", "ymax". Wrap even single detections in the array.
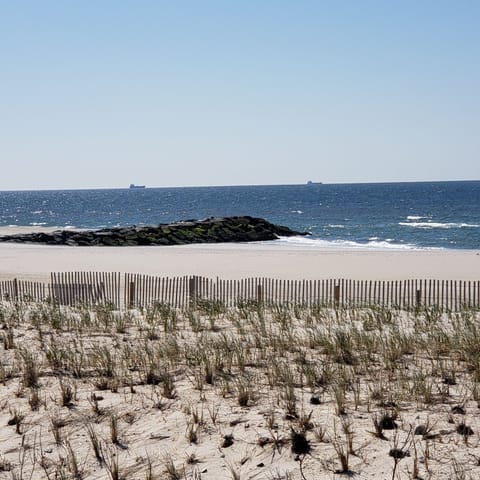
[{"xmin": 0, "ymin": 299, "xmax": 479, "ymax": 479}]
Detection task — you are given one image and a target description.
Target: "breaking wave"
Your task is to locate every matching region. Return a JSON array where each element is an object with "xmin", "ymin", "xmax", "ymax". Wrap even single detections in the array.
[
  {"xmin": 400, "ymin": 222, "xmax": 480, "ymax": 229},
  {"xmin": 406, "ymin": 215, "xmax": 429, "ymax": 220},
  {"xmin": 274, "ymin": 236, "xmax": 427, "ymax": 250}
]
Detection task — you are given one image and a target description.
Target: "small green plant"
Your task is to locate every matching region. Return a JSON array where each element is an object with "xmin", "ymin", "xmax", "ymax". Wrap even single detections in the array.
[
  {"xmin": 86, "ymin": 423, "xmax": 104, "ymax": 463},
  {"xmin": 161, "ymin": 453, "xmax": 182, "ymax": 480},
  {"xmin": 105, "ymin": 449, "xmax": 122, "ymax": 480},
  {"xmin": 18, "ymin": 348, "xmax": 40, "ymax": 388},
  {"xmin": 65, "ymin": 440, "xmax": 83, "ymax": 479},
  {"xmin": 59, "ymin": 378, "xmax": 75, "ymax": 407},
  {"xmin": 237, "ymin": 378, "xmax": 254, "ymax": 407},
  {"xmin": 162, "ymin": 372, "xmax": 177, "ymax": 399}
]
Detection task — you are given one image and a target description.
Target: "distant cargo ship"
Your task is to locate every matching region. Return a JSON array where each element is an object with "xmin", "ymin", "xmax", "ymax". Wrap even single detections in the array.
[
  {"xmin": 129, "ymin": 184, "xmax": 146, "ymax": 189},
  {"xmin": 306, "ymin": 181, "xmax": 322, "ymax": 185}
]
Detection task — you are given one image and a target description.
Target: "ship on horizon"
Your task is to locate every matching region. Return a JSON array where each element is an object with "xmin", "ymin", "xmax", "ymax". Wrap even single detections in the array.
[
  {"xmin": 306, "ymin": 180, "xmax": 322, "ymax": 185},
  {"xmin": 129, "ymin": 184, "xmax": 146, "ymax": 189}
]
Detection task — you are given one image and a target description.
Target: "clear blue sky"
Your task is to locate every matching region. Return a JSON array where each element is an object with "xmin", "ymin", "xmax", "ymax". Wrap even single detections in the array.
[{"xmin": 1, "ymin": 1, "xmax": 479, "ymax": 189}]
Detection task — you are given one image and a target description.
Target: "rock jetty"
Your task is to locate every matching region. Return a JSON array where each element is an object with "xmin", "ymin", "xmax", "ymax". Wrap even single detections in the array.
[{"xmin": 0, "ymin": 216, "xmax": 308, "ymax": 247}]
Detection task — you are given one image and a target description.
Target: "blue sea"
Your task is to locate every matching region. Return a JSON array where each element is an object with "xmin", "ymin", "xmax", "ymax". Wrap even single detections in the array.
[{"xmin": 0, "ymin": 181, "xmax": 479, "ymax": 250}]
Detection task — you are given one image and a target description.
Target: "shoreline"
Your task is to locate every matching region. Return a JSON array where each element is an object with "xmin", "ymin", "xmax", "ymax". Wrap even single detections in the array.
[
  {"xmin": 0, "ymin": 226, "xmax": 476, "ymax": 252},
  {"xmin": 0, "ymin": 240, "xmax": 478, "ymax": 283}
]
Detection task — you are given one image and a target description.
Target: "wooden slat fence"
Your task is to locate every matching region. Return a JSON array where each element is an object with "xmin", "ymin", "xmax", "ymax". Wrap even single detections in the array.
[
  {"xmin": 1, "ymin": 274, "xmax": 479, "ymax": 311},
  {"xmin": 124, "ymin": 273, "xmax": 190, "ymax": 309},
  {"xmin": 119, "ymin": 276, "xmax": 480, "ymax": 311},
  {"xmin": 0, "ymin": 279, "xmax": 47, "ymax": 302},
  {"xmin": 50, "ymin": 272, "xmax": 121, "ymax": 308}
]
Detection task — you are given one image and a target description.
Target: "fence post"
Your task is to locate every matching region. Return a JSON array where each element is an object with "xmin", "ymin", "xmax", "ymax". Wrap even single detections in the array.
[
  {"xmin": 334, "ymin": 284, "xmax": 340, "ymax": 307},
  {"xmin": 189, "ymin": 276, "xmax": 197, "ymax": 307},
  {"xmin": 256, "ymin": 284, "xmax": 264, "ymax": 305},
  {"xmin": 416, "ymin": 289, "xmax": 422, "ymax": 308},
  {"xmin": 128, "ymin": 281, "xmax": 135, "ymax": 309},
  {"xmin": 13, "ymin": 278, "xmax": 19, "ymax": 302}
]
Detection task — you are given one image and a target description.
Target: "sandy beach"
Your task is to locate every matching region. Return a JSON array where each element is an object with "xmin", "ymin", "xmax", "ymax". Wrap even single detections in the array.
[
  {"xmin": 0, "ymin": 239, "xmax": 478, "ymax": 283},
  {"xmin": 1, "ymin": 271, "xmax": 480, "ymax": 479},
  {"xmin": 1, "ymin": 235, "xmax": 479, "ymax": 480}
]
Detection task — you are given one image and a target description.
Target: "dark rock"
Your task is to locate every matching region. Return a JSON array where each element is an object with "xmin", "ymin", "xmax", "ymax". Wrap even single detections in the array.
[{"xmin": 0, "ymin": 217, "xmax": 308, "ymax": 247}]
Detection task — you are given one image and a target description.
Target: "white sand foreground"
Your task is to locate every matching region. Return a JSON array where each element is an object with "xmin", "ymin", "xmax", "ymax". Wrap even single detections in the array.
[{"xmin": 0, "ymin": 240, "xmax": 478, "ymax": 283}]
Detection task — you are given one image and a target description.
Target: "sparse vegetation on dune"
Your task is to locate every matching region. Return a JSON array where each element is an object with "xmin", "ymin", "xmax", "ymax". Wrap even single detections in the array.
[{"xmin": 0, "ymin": 299, "xmax": 479, "ymax": 479}]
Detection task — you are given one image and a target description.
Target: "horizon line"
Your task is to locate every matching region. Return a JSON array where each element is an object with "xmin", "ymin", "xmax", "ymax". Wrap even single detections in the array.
[{"xmin": 1, "ymin": 178, "xmax": 479, "ymax": 192}]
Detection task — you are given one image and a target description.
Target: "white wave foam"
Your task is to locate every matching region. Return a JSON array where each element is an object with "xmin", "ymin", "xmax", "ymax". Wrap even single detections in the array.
[
  {"xmin": 274, "ymin": 236, "xmax": 427, "ymax": 251},
  {"xmin": 328, "ymin": 224, "xmax": 345, "ymax": 228},
  {"xmin": 406, "ymin": 215, "xmax": 429, "ymax": 220},
  {"xmin": 10, "ymin": 223, "xmax": 80, "ymax": 230},
  {"xmin": 400, "ymin": 222, "xmax": 479, "ymax": 229}
]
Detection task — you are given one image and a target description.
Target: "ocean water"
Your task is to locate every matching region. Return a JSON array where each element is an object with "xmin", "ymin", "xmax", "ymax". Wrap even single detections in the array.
[{"xmin": 0, "ymin": 181, "xmax": 479, "ymax": 250}]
